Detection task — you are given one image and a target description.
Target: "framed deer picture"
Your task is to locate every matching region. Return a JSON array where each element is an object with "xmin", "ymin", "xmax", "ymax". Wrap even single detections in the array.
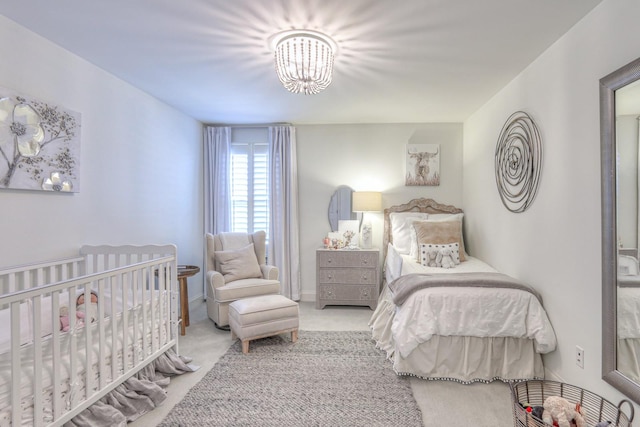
[{"xmin": 406, "ymin": 144, "xmax": 440, "ymax": 186}]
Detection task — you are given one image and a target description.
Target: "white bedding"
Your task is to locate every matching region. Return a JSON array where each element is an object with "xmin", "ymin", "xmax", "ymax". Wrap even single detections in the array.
[
  {"xmin": 617, "ymin": 254, "xmax": 640, "ymax": 339},
  {"xmin": 379, "ymin": 245, "xmax": 557, "ymax": 359},
  {"xmin": 618, "ymin": 286, "xmax": 640, "ymax": 339},
  {"xmin": 0, "ymin": 310, "xmax": 167, "ymax": 426},
  {"xmin": 0, "ymin": 288, "xmax": 160, "ymax": 354}
]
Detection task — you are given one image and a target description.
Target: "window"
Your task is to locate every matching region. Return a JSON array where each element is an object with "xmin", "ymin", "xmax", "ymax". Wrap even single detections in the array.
[{"xmin": 230, "ymin": 141, "xmax": 269, "ymax": 237}]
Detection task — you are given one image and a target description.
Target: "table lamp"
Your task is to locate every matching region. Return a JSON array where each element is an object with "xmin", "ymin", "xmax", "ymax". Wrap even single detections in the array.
[{"xmin": 352, "ymin": 191, "xmax": 382, "ymax": 249}]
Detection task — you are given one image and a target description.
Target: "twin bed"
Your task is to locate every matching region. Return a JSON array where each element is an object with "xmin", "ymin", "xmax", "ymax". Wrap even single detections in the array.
[
  {"xmin": 0, "ymin": 244, "xmax": 193, "ymax": 426},
  {"xmin": 370, "ymin": 198, "xmax": 557, "ymax": 383}
]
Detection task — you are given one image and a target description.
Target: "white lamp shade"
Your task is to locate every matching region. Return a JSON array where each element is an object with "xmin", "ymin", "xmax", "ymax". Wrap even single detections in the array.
[{"xmin": 352, "ymin": 192, "xmax": 382, "ymax": 212}]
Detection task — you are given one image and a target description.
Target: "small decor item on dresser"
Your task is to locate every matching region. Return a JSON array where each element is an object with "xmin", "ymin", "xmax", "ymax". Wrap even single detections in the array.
[
  {"xmin": 326, "ymin": 231, "xmax": 344, "ymax": 250},
  {"xmin": 323, "ymin": 237, "xmax": 330, "ymax": 249},
  {"xmin": 338, "ymin": 219, "xmax": 359, "ymax": 249}
]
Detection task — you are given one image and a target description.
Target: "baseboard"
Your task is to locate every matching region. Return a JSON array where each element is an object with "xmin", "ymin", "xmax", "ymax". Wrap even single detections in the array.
[{"xmin": 300, "ymin": 292, "xmax": 315, "ymax": 303}]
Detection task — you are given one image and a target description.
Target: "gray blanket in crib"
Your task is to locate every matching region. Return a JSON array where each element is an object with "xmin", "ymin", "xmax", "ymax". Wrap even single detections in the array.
[{"xmin": 388, "ymin": 272, "xmax": 543, "ymax": 306}]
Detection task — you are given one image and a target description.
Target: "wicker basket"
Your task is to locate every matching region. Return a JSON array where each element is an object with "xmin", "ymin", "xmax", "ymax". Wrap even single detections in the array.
[{"xmin": 511, "ymin": 380, "xmax": 634, "ymax": 427}]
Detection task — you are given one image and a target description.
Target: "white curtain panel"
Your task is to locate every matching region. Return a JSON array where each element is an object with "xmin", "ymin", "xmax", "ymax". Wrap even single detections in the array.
[
  {"xmin": 268, "ymin": 126, "xmax": 301, "ymax": 300},
  {"xmin": 203, "ymin": 126, "xmax": 231, "ymax": 297}
]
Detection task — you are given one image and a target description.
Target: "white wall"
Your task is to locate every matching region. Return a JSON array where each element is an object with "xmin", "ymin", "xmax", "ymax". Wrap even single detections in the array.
[
  {"xmin": 463, "ymin": 0, "xmax": 640, "ymax": 409},
  {"xmin": 296, "ymin": 123, "xmax": 462, "ymax": 300},
  {"xmin": 0, "ymin": 16, "xmax": 205, "ymax": 298}
]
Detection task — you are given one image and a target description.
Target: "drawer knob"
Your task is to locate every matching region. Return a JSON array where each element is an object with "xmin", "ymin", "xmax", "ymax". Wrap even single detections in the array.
[
  {"xmin": 363, "ymin": 259, "xmax": 368, "ymax": 264},
  {"xmin": 362, "ymin": 275, "xmax": 368, "ymax": 281},
  {"xmin": 327, "ymin": 274, "xmax": 332, "ymax": 279},
  {"xmin": 327, "ymin": 258, "xmax": 332, "ymax": 264}
]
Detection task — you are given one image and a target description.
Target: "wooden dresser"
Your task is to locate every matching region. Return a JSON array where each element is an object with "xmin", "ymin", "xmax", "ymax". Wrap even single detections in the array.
[{"xmin": 316, "ymin": 248, "xmax": 380, "ymax": 309}]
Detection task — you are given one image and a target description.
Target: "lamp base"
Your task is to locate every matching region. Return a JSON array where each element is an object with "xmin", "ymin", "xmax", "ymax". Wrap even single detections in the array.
[{"xmin": 360, "ymin": 221, "xmax": 372, "ymax": 249}]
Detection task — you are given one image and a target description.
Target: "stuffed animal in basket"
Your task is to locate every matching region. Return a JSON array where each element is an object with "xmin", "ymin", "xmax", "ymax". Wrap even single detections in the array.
[
  {"xmin": 59, "ymin": 305, "xmax": 85, "ymax": 332},
  {"xmin": 542, "ymin": 396, "xmax": 586, "ymax": 427},
  {"xmin": 436, "ymin": 248, "xmax": 458, "ymax": 269}
]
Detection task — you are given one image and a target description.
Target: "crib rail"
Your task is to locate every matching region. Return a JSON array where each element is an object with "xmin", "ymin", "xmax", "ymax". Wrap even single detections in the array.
[
  {"xmin": 0, "ymin": 245, "xmax": 178, "ymax": 427},
  {"xmin": 0, "ymin": 256, "xmax": 85, "ymax": 303}
]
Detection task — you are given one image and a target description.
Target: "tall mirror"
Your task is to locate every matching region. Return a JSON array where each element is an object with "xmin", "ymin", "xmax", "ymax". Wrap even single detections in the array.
[
  {"xmin": 601, "ymin": 55, "xmax": 640, "ymax": 403},
  {"xmin": 328, "ymin": 185, "xmax": 361, "ymax": 232}
]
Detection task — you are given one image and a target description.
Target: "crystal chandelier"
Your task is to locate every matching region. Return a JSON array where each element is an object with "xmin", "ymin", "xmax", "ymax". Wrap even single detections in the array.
[{"xmin": 271, "ymin": 30, "xmax": 336, "ymax": 95}]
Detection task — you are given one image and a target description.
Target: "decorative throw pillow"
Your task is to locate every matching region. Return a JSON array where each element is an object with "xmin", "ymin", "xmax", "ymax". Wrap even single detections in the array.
[
  {"xmin": 412, "ymin": 220, "xmax": 467, "ymax": 262},
  {"xmin": 214, "ymin": 243, "xmax": 262, "ymax": 282},
  {"xmin": 389, "ymin": 212, "xmax": 429, "ymax": 254},
  {"xmin": 408, "ymin": 213, "xmax": 466, "ymax": 261},
  {"xmin": 420, "ymin": 243, "xmax": 460, "ymax": 267}
]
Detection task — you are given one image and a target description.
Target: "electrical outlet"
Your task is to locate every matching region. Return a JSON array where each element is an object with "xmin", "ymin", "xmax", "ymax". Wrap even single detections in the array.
[{"xmin": 576, "ymin": 346, "xmax": 584, "ymax": 368}]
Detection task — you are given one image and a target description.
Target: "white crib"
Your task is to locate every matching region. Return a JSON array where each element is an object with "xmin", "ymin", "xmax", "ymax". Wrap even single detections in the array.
[{"xmin": 0, "ymin": 244, "xmax": 179, "ymax": 426}]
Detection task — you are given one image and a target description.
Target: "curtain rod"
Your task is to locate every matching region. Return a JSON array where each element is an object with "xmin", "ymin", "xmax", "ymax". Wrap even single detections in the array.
[{"xmin": 205, "ymin": 123, "xmax": 292, "ymax": 128}]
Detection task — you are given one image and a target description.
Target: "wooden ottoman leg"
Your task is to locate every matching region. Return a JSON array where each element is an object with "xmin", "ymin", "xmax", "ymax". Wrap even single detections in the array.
[
  {"xmin": 292, "ymin": 329, "xmax": 298, "ymax": 343},
  {"xmin": 242, "ymin": 339, "xmax": 250, "ymax": 354}
]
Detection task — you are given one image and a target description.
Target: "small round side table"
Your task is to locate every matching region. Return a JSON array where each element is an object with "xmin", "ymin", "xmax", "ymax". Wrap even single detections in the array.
[{"xmin": 177, "ymin": 265, "xmax": 200, "ymax": 336}]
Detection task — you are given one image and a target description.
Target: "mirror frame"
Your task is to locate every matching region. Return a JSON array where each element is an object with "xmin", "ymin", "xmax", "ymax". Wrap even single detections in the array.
[{"xmin": 601, "ymin": 55, "xmax": 640, "ymax": 403}]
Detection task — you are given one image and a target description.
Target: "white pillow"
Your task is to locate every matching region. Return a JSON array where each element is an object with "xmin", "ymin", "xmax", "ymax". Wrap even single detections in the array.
[
  {"xmin": 420, "ymin": 242, "xmax": 460, "ymax": 267},
  {"xmin": 389, "ymin": 212, "xmax": 429, "ymax": 254},
  {"xmin": 385, "ymin": 243, "xmax": 403, "ymax": 284},
  {"xmin": 215, "ymin": 243, "xmax": 262, "ymax": 282},
  {"xmin": 427, "ymin": 213, "xmax": 464, "ymax": 222},
  {"xmin": 409, "ymin": 213, "xmax": 466, "ymax": 261}
]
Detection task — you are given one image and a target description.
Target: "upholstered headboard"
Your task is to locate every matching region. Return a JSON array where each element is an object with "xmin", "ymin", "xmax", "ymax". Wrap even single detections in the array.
[{"xmin": 382, "ymin": 198, "xmax": 463, "ymax": 260}]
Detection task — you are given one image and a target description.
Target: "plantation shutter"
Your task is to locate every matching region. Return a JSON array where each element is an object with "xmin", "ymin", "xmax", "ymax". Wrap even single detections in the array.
[{"xmin": 230, "ymin": 142, "xmax": 269, "ymax": 239}]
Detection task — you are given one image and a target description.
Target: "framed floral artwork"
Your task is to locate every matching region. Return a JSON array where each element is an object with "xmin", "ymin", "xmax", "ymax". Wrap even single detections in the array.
[
  {"xmin": 0, "ymin": 87, "xmax": 81, "ymax": 192},
  {"xmin": 405, "ymin": 143, "xmax": 440, "ymax": 186}
]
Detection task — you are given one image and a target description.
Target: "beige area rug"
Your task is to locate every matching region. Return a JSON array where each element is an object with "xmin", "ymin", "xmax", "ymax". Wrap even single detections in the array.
[{"xmin": 158, "ymin": 330, "xmax": 423, "ymax": 427}]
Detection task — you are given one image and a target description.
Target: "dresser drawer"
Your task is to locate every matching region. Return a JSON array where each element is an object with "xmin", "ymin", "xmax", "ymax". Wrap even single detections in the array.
[
  {"xmin": 317, "ymin": 251, "xmax": 377, "ymax": 268},
  {"xmin": 318, "ymin": 268, "xmax": 376, "ymax": 285},
  {"xmin": 317, "ymin": 284, "xmax": 376, "ymax": 303}
]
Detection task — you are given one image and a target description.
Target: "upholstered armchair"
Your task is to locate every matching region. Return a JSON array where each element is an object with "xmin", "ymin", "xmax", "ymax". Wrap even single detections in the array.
[{"xmin": 205, "ymin": 231, "xmax": 280, "ymax": 329}]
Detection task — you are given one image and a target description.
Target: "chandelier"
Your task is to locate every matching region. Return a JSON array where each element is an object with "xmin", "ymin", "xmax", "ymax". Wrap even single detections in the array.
[{"xmin": 271, "ymin": 30, "xmax": 336, "ymax": 95}]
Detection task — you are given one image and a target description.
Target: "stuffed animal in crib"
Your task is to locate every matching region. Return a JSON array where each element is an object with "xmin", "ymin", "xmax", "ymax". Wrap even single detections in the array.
[
  {"xmin": 542, "ymin": 396, "xmax": 586, "ymax": 427},
  {"xmin": 59, "ymin": 305, "xmax": 85, "ymax": 332},
  {"xmin": 436, "ymin": 248, "xmax": 457, "ymax": 269},
  {"xmin": 76, "ymin": 291, "xmax": 99, "ymax": 323}
]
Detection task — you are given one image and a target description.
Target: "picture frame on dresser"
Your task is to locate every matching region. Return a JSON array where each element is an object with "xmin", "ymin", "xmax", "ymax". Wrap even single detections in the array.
[{"xmin": 316, "ymin": 248, "xmax": 380, "ymax": 309}]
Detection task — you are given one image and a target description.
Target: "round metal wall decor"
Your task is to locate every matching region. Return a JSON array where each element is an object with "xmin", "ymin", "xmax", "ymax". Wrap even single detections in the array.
[{"xmin": 494, "ymin": 111, "xmax": 542, "ymax": 213}]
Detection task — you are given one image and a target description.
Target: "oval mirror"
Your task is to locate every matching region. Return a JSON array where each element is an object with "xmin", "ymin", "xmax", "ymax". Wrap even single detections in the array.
[{"xmin": 328, "ymin": 185, "xmax": 360, "ymax": 232}]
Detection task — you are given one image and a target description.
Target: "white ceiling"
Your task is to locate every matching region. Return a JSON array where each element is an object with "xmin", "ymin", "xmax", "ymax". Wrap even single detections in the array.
[{"xmin": 0, "ymin": 0, "xmax": 603, "ymax": 124}]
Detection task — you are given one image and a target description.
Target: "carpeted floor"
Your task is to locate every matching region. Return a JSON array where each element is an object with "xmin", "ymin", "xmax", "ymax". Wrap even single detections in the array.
[{"xmin": 158, "ymin": 330, "xmax": 423, "ymax": 427}]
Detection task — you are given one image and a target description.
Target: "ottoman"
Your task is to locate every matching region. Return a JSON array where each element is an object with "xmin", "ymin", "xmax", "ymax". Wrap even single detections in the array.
[{"xmin": 229, "ymin": 294, "xmax": 299, "ymax": 354}]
